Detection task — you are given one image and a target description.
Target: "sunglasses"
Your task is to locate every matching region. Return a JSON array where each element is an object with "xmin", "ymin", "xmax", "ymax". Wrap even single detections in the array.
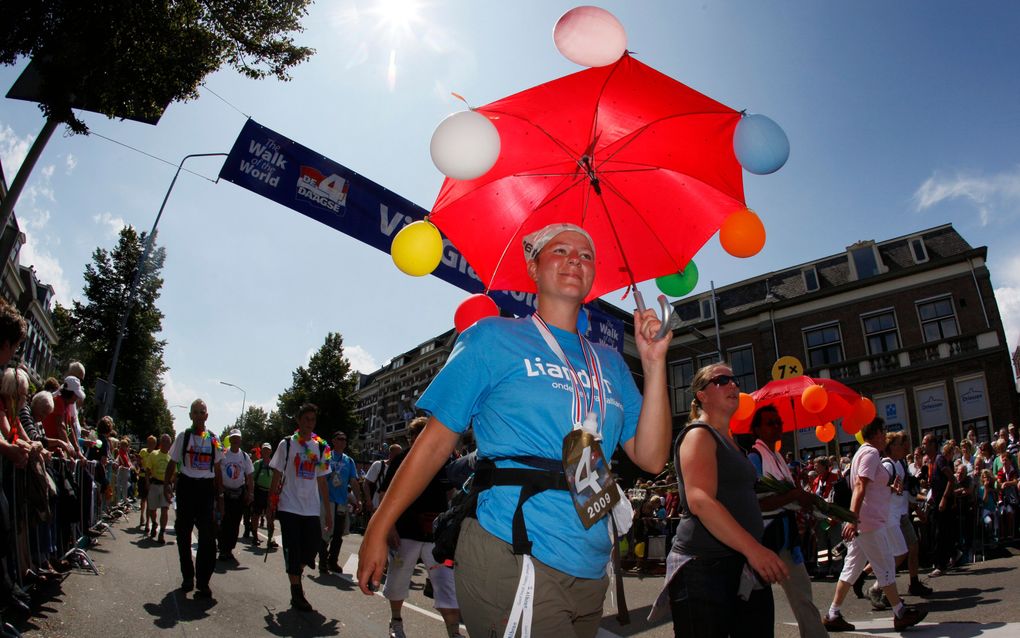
[{"xmin": 706, "ymin": 374, "xmax": 739, "ymax": 388}]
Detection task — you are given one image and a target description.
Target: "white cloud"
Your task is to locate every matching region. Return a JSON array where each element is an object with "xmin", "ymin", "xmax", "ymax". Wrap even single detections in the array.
[
  {"xmin": 0, "ymin": 124, "xmax": 32, "ymax": 175},
  {"xmin": 994, "ymin": 254, "xmax": 1020, "ymax": 357},
  {"xmin": 65, "ymin": 153, "xmax": 77, "ymax": 174},
  {"xmin": 93, "ymin": 211, "xmax": 127, "ymax": 238},
  {"xmin": 345, "ymin": 344, "xmax": 380, "ymax": 374},
  {"xmin": 913, "ymin": 166, "xmax": 1020, "ymax": 227},
  {"xmin": 0, "ymin": 140, "xmax": 74, "ymax": 304}
]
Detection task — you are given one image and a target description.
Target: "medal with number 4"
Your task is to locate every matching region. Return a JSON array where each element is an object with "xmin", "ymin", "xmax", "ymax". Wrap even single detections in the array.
[{"xmin": 562, "ymin": 427, "xmax": 619, "ymax": 529}]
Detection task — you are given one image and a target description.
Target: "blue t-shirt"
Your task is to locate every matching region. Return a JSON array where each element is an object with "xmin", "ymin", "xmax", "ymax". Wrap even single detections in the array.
[
  {"xmin": 417, "ymin": 316, "xmax": 642, "ymax": 579},
  {"xmin": 327, "ymin": 453, "xmax": 358, "ymax": 505}
]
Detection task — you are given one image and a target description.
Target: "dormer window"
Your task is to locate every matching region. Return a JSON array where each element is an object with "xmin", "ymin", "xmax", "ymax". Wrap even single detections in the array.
[
  {"xmin": 803, "ymin": 267, "xmax": 819, "ymax": 292},
  {"xmin": 909, "ymin": 237, "xmax": 929, "ymax": 264},
  {"xmin": 847, "ymin": 241, "xmax": 886, "ymax": 280}
]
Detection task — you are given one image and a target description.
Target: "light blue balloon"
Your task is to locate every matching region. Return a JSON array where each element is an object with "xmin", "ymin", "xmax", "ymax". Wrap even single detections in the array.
[{"xmin": 733, "ymin": 113, "xmax": 790, "ymax": 175}]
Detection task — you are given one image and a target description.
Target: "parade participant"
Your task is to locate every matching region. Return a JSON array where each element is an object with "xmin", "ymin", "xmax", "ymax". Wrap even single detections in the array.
[
  {"xmin": 251, "ymin": 442, "xmax": 275, "ymax": 547},
  {"xmin": 747, "ymin": 406, "xmax": 826, "ymax": 638},
  {"xmin": 822, "ymin": 419, "xmax": 927, "ymax": 632},
  {"xmin": 358, "ymin": 223, "xmax": 672, "ymax": 637},
  {"xmin": 378, "ymin": 418, "xmax": 460, "ymax": 638},
  {"xmin": 164, "ymin": 399, "xmax": 224, "ymax": 599},
  {"xmin": 267, "ymin": 404, "xmax": 333, "ymax": 612},
  {"xmin": 650, "ymin": 364, "xmax": 786, "ymax": 636},
  {"xmin": 884, "ymin": 432, "xmax": 932, "ymax": 597},
  {"xmin": 114, "ymin": 438, "xmax": 133, "ymax": 505},
  {"xmin": 217, "ymin": 429, "xmax": 254, "ymax": 563},
  {"xmin": 364, "ymin": 444, "xmax": 401, "ymax": 515},
  {"xmin": 144, "ymin": 434, "xmax": 173, "ymax": 543},
  {"xmin": 922, "ymin": 434, "xmax": 955, "ymax": 577},
  {"xmin": 320, "ymin": 430, "xmax": 359, "ymax": 574},
  {"xmin": 138, "ymin": 435, "xmax": 157, "ymax": 530}
]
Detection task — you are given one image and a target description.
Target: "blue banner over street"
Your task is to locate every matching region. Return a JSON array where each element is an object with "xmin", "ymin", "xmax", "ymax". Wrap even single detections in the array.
[{"xmin": 219, "ymin": 119, "xmax": 623, "ymax": 352}]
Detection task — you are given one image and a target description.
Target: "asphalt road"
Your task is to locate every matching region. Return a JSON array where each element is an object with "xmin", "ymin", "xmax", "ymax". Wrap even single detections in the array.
[{"xmin": 16, "ymin": 510, "xmax": 1020, "ymax": 637}]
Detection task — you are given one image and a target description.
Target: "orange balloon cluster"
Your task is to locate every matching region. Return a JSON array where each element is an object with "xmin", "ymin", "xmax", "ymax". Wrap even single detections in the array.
[
  {"xmin": 720, "ymin": 209, "xmax": 766, "ymax": 258},
  {"xmin": 841, "ymin": 397, "xmax": 876, "ymax": 435},
  {"xmin": 734, "ymin": 393, "xmax": 756, "ymax": 420},
  {"xmin": 815, "ymin": 422, "xmax": 836, "ymax": 443},
  {"xmin": 801, "ymin": 385, "xmax": 828, "ymax": 414}
]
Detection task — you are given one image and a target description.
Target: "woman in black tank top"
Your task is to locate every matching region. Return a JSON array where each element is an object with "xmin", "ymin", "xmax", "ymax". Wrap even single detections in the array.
[{"xmin": 668, "ymin": 363, "xmax": 788, "ymax": 637}]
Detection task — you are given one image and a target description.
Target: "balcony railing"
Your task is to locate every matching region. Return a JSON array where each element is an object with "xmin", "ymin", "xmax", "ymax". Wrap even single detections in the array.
[{"xmin": 810, "ymin": 332, "xmax": 996, "ymax": 382}]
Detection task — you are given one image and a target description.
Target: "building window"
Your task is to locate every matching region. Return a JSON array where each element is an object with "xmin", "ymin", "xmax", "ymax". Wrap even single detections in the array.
[
  {"xmin": 909, "ymin": 237, "xmax": 929, "ymax": 264},
  {"xmin": 803, "ymin": 267, "xmax": 819, "ymax": 292},
  {"xmin": 728, "ymin": 346, "xmax": 757, "ymax": 392},
  {"xmin": 700, "ymin": 297, "xmax": 714, "ymax": 320},
  {"xmin": 804, "ymin": 323, "xmax": 843, "ymax": 368},
  {"xmin": 848, "ymin": 242, "xmax": 885, "ymax": 280},
  {"xmin": 862, "ymin": 310, "xmax": 899, "ymax": 354},
  {"xmin": 669, "ymin": 358, "xmax": 694, "ymax": 413},
  {"xmin": 917, "ymin": 296, "xmax": 959, "ymax": 342},
  {"xmin": 420, "ymin": 343, "xmax": 435, "ymax": 355}
]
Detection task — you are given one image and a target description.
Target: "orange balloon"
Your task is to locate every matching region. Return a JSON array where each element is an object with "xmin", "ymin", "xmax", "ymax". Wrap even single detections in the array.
[
  {"xmin": 816, "ymin": 422, "xmax": 836, "ymax": 443},
  {"xmin": 842, "ymin": 415, "xmax": 863, "ymax": 436},
  {"xmin": 720, "ymin": 208, "xmax": 766, "ymax": 258},
  {"xmin": 774, "ymin": 439, "xmax": 782, "ymax": 452},
  {"xmin": 734, "ymin": 393, "xmax": 756, "ymax": 420},
  {"xmin": 801, "ymin": 385, "xmax": 829, "ymax": 414},
  {"xmin": 853, "ymin": 397, "xmax": 877, "ymax": 425}
]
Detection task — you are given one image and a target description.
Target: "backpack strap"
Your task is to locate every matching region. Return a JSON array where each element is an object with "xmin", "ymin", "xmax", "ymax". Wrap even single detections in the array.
[{"xmin": 472, "ymin": 456, "xmax": 569, "ymax": 555}]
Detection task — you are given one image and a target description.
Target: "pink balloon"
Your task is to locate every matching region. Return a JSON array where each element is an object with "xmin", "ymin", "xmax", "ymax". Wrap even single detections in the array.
[
  {"xmin": 454, "ymin": 294, "xmax": 499, "ymax": 333},
  {"xmin": 553, "ymin": 6, "xmax": 627, "ymax": 67}
]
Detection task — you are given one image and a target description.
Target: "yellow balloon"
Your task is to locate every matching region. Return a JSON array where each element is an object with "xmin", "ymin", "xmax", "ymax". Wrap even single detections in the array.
[
  {"xmin": 854, "ymin": 430, "xmax": 865, "ymax": 445},
  {"xmin": 391, "ymin": 221, "xmax": 443, "ymax": 276}
]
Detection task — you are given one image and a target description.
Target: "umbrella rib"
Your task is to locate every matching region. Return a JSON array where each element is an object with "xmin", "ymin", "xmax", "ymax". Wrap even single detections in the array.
[
  {"xmin": 592, "ymin": 191, "xmax": 639, "ymax": 291},
  {"xmin": 586, "ymin": 55, "xmax": 627, "ymax": 159},
  {"xmin": 483, "ymin": 107, "xmax": 583, "ymax": 163},
  {"xmin": 594, "ymin": 110, "xmax": 738, "ymax": 170},
  {"xmin": 598, "ymin": 175, "xmax": 688, "ymax": 276}
]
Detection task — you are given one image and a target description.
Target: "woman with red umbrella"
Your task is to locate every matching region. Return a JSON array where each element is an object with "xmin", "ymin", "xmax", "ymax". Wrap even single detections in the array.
[
  {"xmin": 650, "ymin": 362, "xmax": 788, "ymax": 636},
  {"xmin": 358, "ymin": 223, "xmax": 672, "ymax": 637}
]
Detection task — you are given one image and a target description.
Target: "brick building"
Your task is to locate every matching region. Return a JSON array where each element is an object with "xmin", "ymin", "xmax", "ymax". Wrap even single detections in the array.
[{"xmin": 664, "ymin": 223, "xmax": 1018, "ymax": 459}]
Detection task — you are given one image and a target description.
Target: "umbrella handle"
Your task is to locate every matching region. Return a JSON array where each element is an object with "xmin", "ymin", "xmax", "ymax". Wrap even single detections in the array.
[{"xmin": 634, "ymin": 291, "xmax": 675, "ymax": 341}]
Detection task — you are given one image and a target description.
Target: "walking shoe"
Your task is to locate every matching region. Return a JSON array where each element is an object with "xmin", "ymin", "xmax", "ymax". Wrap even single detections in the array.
[
  {"xmin": 852, "ymin": 573, "xmax": 867, "ymax": 599},
  {"xmin": 290, "ymin": 592, "xmax": 314, "ymax": 611},
  {"xmin": 928, "ymin": 568, "xmax": 943, "ymax": 578},
  {"xmin": 893, "ymin": 605, "xmax": 929, "ymax": 631},
  {"xmin": 908, "ymin": 581, "xmax": 934, "ymax": 596},
  {"xmin": 822, "ymin": 613, "xmax": 855, "ymax": 632},
  {"xmin": 149, "ymin": 527, "xmax": 157, "ymax": 539},
  {"xmin": 864, "ymin": 583, "xmax": 889, "ymax": 608},
  {"xmin": 328, "ymin": 562, "xmax": 342, "ymax": 574},
  {"xmin": 194, "ymin": 585, "xmax": 213, "ymax": 600},
  {"xmin": 388, "ymin": 620, "xmax": 407, "ymax": 638},
  {"xmin": 180, "ymin": 578, "xmax": 194, "ymax": 593},
  {"xmin": 268, "ymin": 539, "xmax": 279, "ymax": 549},
  {"xmin": 242, "ymin": 529, "xmax": 250, "ymax": 538},
  {"xmin": 157, "ymin": 534, "xmax": 166, "ymax": 545},
  {"xmin": 252, "ymin": 537, "xmax": 261, "ymax": 547}
]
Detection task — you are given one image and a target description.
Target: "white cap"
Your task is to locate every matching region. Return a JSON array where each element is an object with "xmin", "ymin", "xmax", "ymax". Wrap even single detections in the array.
[
  {"xmin": 522, "ymin": 223, "xmax": 595, "ymax": 262},
  {"xmin": 227, "ymin": 429, "xmax": 242, "ymax": 439},
  {"xmin": 61, "ymin": 376, "xmax": 85, "ymax": 401}
]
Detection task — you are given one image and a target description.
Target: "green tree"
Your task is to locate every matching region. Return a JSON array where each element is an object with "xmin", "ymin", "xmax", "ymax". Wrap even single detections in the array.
[
  {"xmin": 54, "ymin": 226, "xmax": 172, "ymax": 436},
  {"xmin": 1, "ymin": 1, "xmax": 314, "ymax": 133},
  {"xmin": 277, "ymin": 332, "xmax": 361, "ymax": 439}
]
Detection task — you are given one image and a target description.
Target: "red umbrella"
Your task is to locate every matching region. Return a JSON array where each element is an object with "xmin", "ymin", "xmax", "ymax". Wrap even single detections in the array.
[
  {"xmin": 429, "ymin": 53, "xmax": 747, "ymax": 302},
  {"xmin": 730, "ymin": 376, "xmax": 864, "ymax": 435}
]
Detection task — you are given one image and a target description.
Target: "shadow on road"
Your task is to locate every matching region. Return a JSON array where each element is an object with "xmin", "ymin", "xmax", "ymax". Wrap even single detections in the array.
[
  {"xmin": 264, "ymin": 606, "xmax": 340, "ymax": 637},
  {"xmin": 597, "ymin": 603, "xmax": 671, "ymax": 636},
  {"xmin": 142, "ymin": 589, "xmax": 216, "ymax": 629}
]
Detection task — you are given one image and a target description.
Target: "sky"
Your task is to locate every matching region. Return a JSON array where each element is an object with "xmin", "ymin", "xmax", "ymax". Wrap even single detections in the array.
[{"xmin": 1, "ymin": 1, "xmax": 1019, "ymax": 434}]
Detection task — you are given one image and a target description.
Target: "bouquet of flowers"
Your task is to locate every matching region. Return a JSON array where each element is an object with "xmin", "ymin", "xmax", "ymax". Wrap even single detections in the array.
[{"xmin": 755, "ymin": 475, "xmax": 858, "ymax": 525}]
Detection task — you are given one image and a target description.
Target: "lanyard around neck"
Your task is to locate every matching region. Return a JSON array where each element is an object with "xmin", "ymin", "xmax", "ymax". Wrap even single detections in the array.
[{"xmin": 530, "ymin": 313, "xmax": 606, "ymax": 434}]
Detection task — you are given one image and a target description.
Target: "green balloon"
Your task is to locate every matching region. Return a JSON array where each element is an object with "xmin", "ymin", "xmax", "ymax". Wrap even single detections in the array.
[{"xmin": 656, "ymin": 261, "xmax": 699, "ymax": 297}]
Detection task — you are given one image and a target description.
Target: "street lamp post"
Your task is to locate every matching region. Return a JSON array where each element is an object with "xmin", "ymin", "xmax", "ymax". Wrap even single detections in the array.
[
  {"xmin": 99, "ymin": 152, "xmax": 227, "ymax": 418},
  {"xmin": 219, "ymin": 381, "xmax": 246, "ymax": 430}
]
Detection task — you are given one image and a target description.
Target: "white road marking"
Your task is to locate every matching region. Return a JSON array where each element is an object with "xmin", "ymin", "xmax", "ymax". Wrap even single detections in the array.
[{"xmin": 788, "ymin": 620, "xmax": 1020, "ymax": 637}]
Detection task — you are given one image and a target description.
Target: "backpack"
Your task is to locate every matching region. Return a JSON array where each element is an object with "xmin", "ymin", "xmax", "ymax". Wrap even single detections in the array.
[{"xmin": 832, "ymin": 472, "xmax": 852, "ymax": 509}]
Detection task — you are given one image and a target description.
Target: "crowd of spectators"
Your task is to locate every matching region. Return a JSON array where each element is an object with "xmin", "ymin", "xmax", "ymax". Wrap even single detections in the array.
[
  {"xmin": 617, "ymin": 423, "xmax": 1020, "ymax": 581},
  {"xmin": 0, "ymin": 300, "xmax": 143, "ymax": 632}
]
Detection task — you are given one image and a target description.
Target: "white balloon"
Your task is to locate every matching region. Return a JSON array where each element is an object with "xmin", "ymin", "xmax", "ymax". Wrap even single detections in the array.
[
  {"xmin": 429, "ymin": 110, "xmax": 501, "ymax": 181},
  {"xmin": 553, "ymin": 6, "xmax": 627, "ymax": 68}
]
